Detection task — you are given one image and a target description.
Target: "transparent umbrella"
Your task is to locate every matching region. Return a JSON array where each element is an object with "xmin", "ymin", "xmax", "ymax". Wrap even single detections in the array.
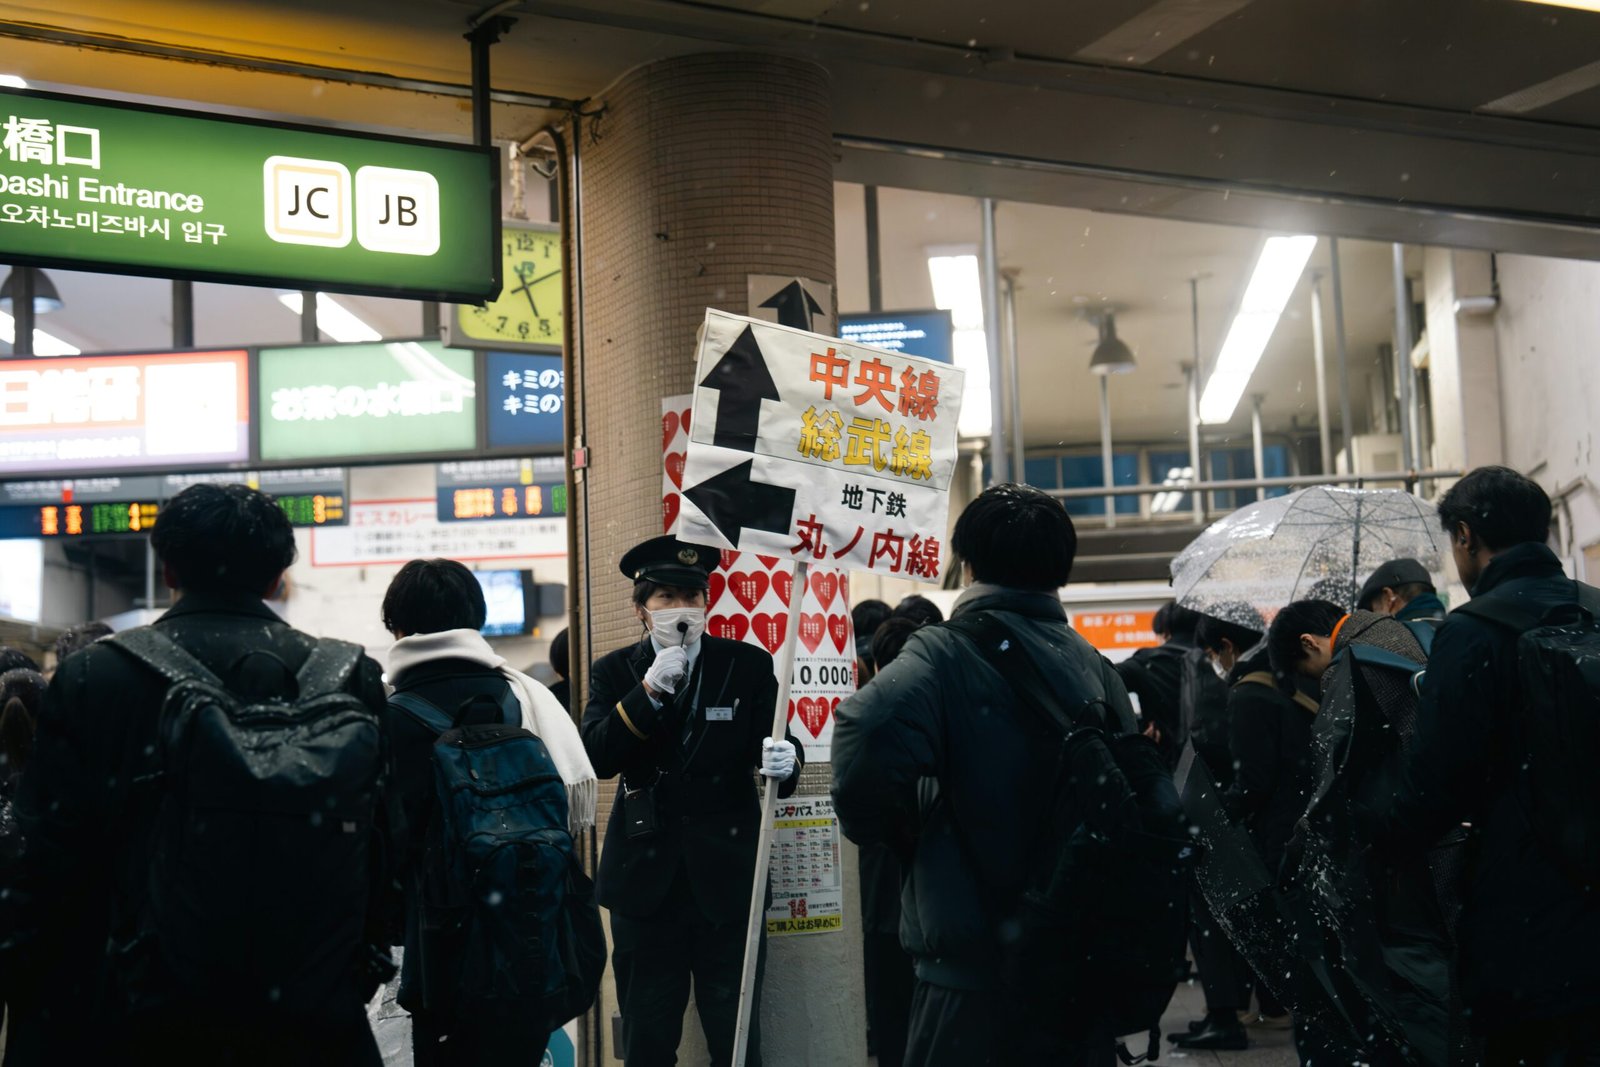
[{"xmin": 1170, "ymin": 486, "xmax": 1450, "ymax": 627}]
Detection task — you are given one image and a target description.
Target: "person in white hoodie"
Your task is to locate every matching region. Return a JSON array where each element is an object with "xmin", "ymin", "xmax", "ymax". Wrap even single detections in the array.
[{"xmin": 381, "ymin": 558, "xmax": 596, "ymax": 1067}]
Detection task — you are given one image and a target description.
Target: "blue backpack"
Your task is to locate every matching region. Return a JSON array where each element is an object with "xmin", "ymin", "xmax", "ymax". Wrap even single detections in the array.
[{"xmin": 389, "ymin": 685, "xmax": 604, "ymax": 1034}]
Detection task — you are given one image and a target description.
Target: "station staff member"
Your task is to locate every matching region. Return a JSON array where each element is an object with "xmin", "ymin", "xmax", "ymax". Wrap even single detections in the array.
[{"xmin": 583, "ymin": 535, "xmax": 803, "ymax": 1067}]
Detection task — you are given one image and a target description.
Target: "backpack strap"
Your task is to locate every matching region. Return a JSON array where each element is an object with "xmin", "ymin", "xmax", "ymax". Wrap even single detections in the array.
[
  {"xmin": 1401, "ymin": 619, "xmax": 1436, "ymax": 657},
  {"xmin": 1346, "ymin": 643, "xmax": 1427, "ymax": 675},
  {"xmin": 1234, "ymin": 670, "xmax": 1277, "ymax": 691},
  {"xmin": 944, "ymin": 611, "xmax": 1104, "ymax": 737},
  {"xmin": 106, "ymin": 628, "xmax": 225, "ymax": 688},
  {"xmin": 294, "ymin": 639, "xmax": 363, "ymax": 700},
  {"xmin": 388, "ymin": 690, "xmax": 455, "ymax": 734}
]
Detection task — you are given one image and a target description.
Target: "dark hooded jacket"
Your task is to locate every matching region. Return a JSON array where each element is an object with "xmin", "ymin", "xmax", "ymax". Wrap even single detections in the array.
[
  {"xmin": 831, "ymin": 584, "xmax": 1136, "ymax": 991},
  {"xmin": 1378, "ymin": 542, "xmax": 1600, "ymax": 1030}
]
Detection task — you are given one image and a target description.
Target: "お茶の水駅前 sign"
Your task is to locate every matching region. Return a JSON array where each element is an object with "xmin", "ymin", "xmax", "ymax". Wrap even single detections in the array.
[{"xmin": 0, "ymin": 87, "xmax": 496, "ymax": 301}]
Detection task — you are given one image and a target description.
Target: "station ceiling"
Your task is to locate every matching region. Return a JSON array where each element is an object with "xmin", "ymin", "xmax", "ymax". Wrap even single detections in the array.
[{"xmin": 0, "ymin": 0, "xmax": 1581, "ymax": 448}]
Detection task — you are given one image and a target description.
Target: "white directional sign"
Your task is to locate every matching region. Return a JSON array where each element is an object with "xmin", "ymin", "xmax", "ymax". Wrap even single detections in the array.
[{"xmin": 678, "ymin": 309, "xmax": 965, "ymax": 583}]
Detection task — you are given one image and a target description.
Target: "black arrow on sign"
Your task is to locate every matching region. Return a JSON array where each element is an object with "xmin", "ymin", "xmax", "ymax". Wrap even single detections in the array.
[
  {"xmin": 760, "ymin": 280, "xmax": 824, "ymax": 331},
  {"xmin": 699, "ymin": 325, "xmax": 780, "ymax": 452},
  {"xmin": 683, "ymin": 460, "xmax": 795, "ymax": 549}
]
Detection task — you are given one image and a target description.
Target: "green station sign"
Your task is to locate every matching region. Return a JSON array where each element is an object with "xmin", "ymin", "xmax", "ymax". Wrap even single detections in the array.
[
  {"xmin": 257, "ymin": 341, "xmax": 478, "ymax": 463},
  {"xmin": 0, "ymin": 87, "xmax": 497, "ymax": 301}
]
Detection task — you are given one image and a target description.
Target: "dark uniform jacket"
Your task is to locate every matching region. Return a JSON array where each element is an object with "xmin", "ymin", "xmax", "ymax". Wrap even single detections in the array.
[
  {"xmin": 1221, "ymin": 648, "xmax": 1316, "ymax": 872},
  {"xmin": 582, "ymin": 635, "xmax": 801, "ymax": 924},
  {"xmin": 11, "ymin": 590, "xmax": 394, "ymax": 1063},
  {"xmin": 831, "ymin": 584, "xmax": 1137, "ymax": 991},
  {"xmin": 1379, "ymin": 542, "xmax": 1600, "ymax": 1030}
]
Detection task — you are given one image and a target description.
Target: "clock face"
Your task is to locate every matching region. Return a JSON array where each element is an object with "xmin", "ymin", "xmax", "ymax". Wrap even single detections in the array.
[{"xmin": 454, "ymin": 224, "xmax": 564, "ymax": 349}]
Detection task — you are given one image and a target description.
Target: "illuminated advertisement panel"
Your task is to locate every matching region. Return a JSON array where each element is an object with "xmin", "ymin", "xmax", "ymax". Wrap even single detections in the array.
[{"xmin": 0, "ymin": 349, "xmax": 249, "ymax": 476}]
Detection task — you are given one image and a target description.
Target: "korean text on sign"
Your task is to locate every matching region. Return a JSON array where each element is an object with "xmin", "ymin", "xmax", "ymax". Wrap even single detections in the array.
[{"xmin": 678, "ymin": 310, "xmax": 964, "ymax": 583}]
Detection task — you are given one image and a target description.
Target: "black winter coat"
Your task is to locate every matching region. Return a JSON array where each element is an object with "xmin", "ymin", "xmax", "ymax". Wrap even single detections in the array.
[
  {"xmin": 1221, "ymin": 648, "xmax": 1316, "ymax": 872},
  {"xmin": 831, "ymin": 585, "xmax": 1137, "ymax": 991},
  {"xmin": 582, "ymin": 636, "xmax": 801, "ymax": 923},
  {"xmin": 1379, "ymin": 542, "xmax": 1600, "ymax": 1030},
  {"xmin": 11, "ymin": 591, "xmax": 395, "ymax": 1064}
]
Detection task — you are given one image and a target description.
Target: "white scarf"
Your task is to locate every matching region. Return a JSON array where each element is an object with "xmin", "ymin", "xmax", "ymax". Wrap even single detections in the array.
[{"xmin": 385, "ymin": 629, "xmax": 597, "ymax": 834}]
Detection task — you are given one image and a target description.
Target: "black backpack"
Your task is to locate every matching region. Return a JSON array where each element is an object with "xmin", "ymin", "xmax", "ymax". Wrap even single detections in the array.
[
  {"xmin": 388, "ymin": 686, "xmax": 605, "ymax": 1036},
  {"xmin": 947, "ymin": 612, "xmax": 1200, "ymax": 1064},
  {"xmin": 107, "ymin": 628, "xmax": 389, "ymax": 1022},
  {"xmin": 1454, "ymin": 583, "xmax": 1600, "ymax": 887}
]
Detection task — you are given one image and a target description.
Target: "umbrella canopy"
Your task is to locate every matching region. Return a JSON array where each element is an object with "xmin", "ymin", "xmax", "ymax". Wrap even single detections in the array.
[{"xmin": 1170, "ymin": 486, "xmax": 1450, "ymax": 629}]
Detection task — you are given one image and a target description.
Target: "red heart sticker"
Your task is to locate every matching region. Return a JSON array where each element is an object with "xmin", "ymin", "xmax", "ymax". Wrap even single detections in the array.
[
  {"xmin": 751, "ymin": 613, "xmax": 787, "ymax": 654},
  {"xmin": 680, "ymin": 409, "xmax": 692, "ymax": 436},
  {"xmin": 809, "ymin": 571, "xmax": 839, "ymax": 611},
  {"xmin": 828, "ymin": 614, "xmax": 850, "ymax": 654},
  {"xmin": 772, "ymin": 570, "xmax": 793, "ymax": 606},
  {"xmin": 665, "ymin": 453, "xmax": 686, "ymax": 490},
  {"xmin": 795, "ymin": 696, "xmax": 830, "ymax": 737},
  {"xmin": 729, "ymin": 571, "xmax": 770, "ymax": 613},
  {"xmin": 757, "ymin": 555, "xmax": 779, "ymax": 569},
  {"xmin": 839, "ymin": 575, "xmax": 849, "ymax": 601},
  {"xmin": 798, "ymin": 613, "xmax": 826, "ymax": 654},
  {"xmin": 720, "ymin": 549, "xmax": 739, "ymax": 572},
  {"xmin": 662, "ymin": 410, "xmax": 679, "ymax": 453},
  {"xmin": 708, "ymin": 614, "xmax": 749, "ymax": 642},
  {"xmin": 708, "ymin": 572, "xmax": 726, "ymax": 609},
  {"xmin": 662, "ymin": 493, "xmax": 680, "ymax": 533}
]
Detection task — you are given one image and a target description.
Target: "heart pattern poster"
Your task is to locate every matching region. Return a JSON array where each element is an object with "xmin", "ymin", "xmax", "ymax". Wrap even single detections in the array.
[{"xmin": 664, "ymin": 395, "xmax": 854, "ymax": 762}]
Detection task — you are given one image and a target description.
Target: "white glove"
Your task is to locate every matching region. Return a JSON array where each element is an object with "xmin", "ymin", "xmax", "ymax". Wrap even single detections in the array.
[
  {"xmin": 760, "ymin": 737, "xmax": 797, "ymax": 780},
  {"xmin": 644, "ymin": 645, "xmax": 690, "ymax": 696}
]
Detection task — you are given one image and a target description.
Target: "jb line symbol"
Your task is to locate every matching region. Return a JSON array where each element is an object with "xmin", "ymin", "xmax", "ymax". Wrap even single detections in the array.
[
  {"xmin": 678, "ymin": 309, "xmax": 964, "ymax": 583},
  {"xmin": 263, "ymin": 155, "xmax": 440, "ymax": 256}
]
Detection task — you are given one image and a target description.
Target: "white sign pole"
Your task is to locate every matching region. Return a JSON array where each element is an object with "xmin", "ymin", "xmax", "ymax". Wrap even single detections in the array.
[{"xmin": 730, "ymin": 557, "xmax": 809, "ymax": 1067}]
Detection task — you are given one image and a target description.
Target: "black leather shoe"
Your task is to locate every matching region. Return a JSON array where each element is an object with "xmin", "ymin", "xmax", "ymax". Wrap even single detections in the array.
[
  {"xmin": 1172, "ymin": 1023, "xmax": 1250, "ymax": 1051},
  {"xmin": 1167, "ymin": 1019, "xmax": 1209, "ymax": 1042}
]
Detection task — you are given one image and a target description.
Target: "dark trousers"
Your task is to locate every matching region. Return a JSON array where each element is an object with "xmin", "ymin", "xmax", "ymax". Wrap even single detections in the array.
[
  {"xmin": 412, "ymin": 1010, "xmax": 549, "ymax": 1066},
  {"xmin": 610, "ymin": 872, "xmax": 767, "ymax": 1067},
  {"xmin": 863, "ymin": 930, "xmax": 915, "ymax": 1067},
  {"xmin": 1483, "ymin": 1014, "xmax": 1600, "ymax": 1067},
  {"xmin": 904, "ymin": 980, "xmax": 1115, "ymax": 1067},
  {"xmin": 125, "ymin": 1012, "xmax": 383, "ymax": 1067},
  {"xmin": 1190, "ymin": 890, "xmax": 1251, "ymax": 1016}
]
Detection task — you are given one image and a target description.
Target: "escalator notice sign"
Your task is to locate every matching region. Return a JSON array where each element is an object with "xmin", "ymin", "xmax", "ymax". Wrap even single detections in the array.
[{"xmin": 0, "ymin": 87, "xmax": 497, "ymax": 301}]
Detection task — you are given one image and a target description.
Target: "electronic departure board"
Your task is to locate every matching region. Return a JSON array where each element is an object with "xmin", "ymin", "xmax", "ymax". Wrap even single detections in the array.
[{"xmin": 435, "ymin": 458, "xmax": 567, "ymax": 524}]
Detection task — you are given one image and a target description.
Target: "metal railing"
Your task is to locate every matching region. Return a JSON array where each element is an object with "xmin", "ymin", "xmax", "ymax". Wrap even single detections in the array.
[{"xmin": 1046, "ymin": 469, "xmax": 1463, "ymax": 525}]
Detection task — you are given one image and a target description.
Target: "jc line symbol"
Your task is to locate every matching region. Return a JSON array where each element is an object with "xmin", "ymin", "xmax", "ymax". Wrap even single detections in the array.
[{"xmin": 264, "ymin": 156, "xmax": 352, "ymax": 247}]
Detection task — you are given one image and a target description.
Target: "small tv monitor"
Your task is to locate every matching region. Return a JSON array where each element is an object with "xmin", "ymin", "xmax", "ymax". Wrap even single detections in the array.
[
  {"xmin": 536, "ymin": 582, "xmax": 567, "ymax": 618},
  {"xmin": 475, "ymin": 569, "xmax": 531, "ymax": 637}
]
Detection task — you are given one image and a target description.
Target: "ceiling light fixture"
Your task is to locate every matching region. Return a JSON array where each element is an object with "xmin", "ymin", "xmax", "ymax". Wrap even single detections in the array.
[
  {"xmin": 1199, "ymin": 234, "xmax": 1317, "ymax": 424},
  {"xmin": 0, "ymin": 312, "xmax": 80, "ymax": 356},
  {"xmin": 0, "ymin": 269, "xmax": 64, "ymax": 315},
  {"xmin": 1514, "ymin": 0, "xmax": 1600, "ymax": 11},
  {"xmin": 277, "ymin": 292, "xmax": 383, "ymax": 343},
  {"xmin": 926, "ymin": 248, "xmax": 992, "ymax": 439},
  {"xmin": 1088, "ymin": 312, "xmax": 1136, "ymax": 374}
]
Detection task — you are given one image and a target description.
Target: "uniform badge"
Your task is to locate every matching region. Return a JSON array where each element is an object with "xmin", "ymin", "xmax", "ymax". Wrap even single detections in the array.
[{"xmin": 678, "ymin": 547, "xmax": 699, "ymax": 566}]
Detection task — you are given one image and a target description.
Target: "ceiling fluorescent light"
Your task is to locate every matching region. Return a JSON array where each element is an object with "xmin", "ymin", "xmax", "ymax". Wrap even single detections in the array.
[
  {"xmin": 0, "ymin": 311, "xmax": 80, "ymax": 355},
  {"xmin": 1199, "ymin": 234, "xmax": 1317, "ymax": 425},
  {"xmin": 278, "ymin": 292, "xmax": 382, "ymax": 343},
  {"xmin": 0, "ymin": 76, "xmax": 27, "ymax": 89},
  {"xmin": 927, "ymin": 251, "xmax": 984, "ymax": 331},
  {"xmin": 952, "ymin": 328, "xmax": 992, "ymax": 439},
  {"xmin": 1515, "ymin": 0, "xmax": 1600, "ymax": 11}
]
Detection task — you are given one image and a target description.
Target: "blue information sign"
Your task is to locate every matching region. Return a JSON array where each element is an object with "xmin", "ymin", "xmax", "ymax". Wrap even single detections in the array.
[
  {"xmin": 838, "ymin": 309, "xmax": 954, "ymax": 364},
  {"xmin": 486, "ymin": 351, "xmax": 564, "ymax": 451}
]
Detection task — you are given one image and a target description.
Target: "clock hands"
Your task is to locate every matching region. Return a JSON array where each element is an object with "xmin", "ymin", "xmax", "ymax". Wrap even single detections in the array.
[{"xmin": 507, "ymin": 268, "xmax": 562, "ymax": 321}]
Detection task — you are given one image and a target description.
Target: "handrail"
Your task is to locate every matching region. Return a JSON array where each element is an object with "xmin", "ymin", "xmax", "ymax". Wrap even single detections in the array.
[{"xmin": 1047, "ymin": 469, "xmax": 1462, "ymax": 499}]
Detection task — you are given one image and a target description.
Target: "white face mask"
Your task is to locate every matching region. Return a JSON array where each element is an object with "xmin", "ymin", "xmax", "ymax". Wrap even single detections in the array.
[
  {"xmin": 1210, "ymin": 656, "xmax": 1232, "ymax": 683},
  {"xmin": 647, "ymin": 606, "xmax": 706, "ymax": 646}
]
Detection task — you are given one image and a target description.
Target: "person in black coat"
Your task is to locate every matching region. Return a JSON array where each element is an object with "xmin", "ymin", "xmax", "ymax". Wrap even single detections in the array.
[
  {"xmin": 582, "ymin": 536, "xmax": 803, "ymax": 1067},
  {"xmin": 10, "ymin": 484, "xmax": 396, "ymax": 1067},
  {"xmin": 1372, "ymin": 468, "xmax": 1600, "ymax": 1065}
]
